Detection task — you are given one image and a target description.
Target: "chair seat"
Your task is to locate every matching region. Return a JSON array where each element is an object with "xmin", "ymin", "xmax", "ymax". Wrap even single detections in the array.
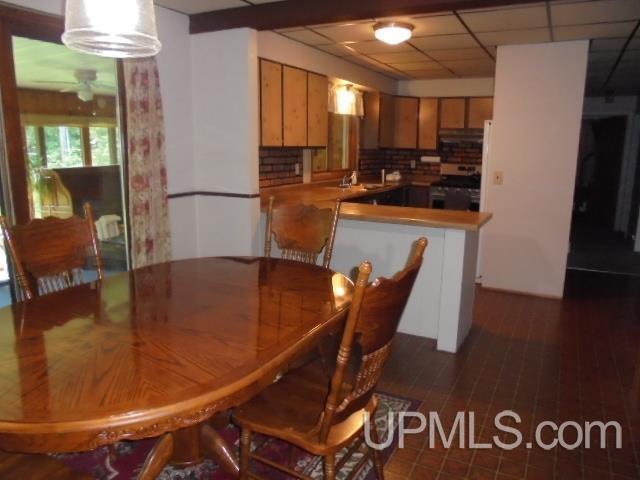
[{"xmin": 233, "ymin": 359, "xmax": 377, "ymax": 456}]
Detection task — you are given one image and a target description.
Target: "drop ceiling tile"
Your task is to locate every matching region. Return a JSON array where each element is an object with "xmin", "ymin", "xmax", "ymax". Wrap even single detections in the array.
[
  {"xmin": 315, "ymin": 44, "xmax": 358, "ymax": 56},
  {"xmin": 476, "ymin": 28, "xmax": 551, "ymax": 45},
  {"xmin": 155, "ymin": 0, "xmax": 247, "ymax": 13},
  {"xmin": 459, "ymin": 2, "xmax": 546, "ymax": 13},
  {"xmin": 409, "ymin": 70, "xmax": 457, "ymax": 79},
  {"xmin": 589, "ymin": 37, "xmax": 628, "ymax": 50},
  {"xmin": 372, "ymin": 14, "xmax": 466, "ymax": 37},
  {"xmin": 312, "ymin": 22, "xmax": 377, "ymax": 43},
  {"xmin": 550, "ymin": 0, "xmax": 640, "ymax": 26},
  {"xmin": 459, "ymin": 6, "xmax": 548, "ymax": 33},
  {"xmin": 554, "ymin": 22, "xmax": 636, "ymax": 41},
  {"xmin": 410, "ymin": 34, "xmax": 478, "ymax": 50},
  {"xmin": 348, "ymin": 40, "xmax": 415, "ymax": 54},
  {"xmin": 280, "ymin": 29, "xmax": 332, "ymax": 46},
  {"xmin": 588, "ymin": 51, "xmax": 619, "ymax": 62},
  {"xmin": 368, "ymin": 51, "xmax": 431, "ymax": 63},
  {"xmin": 441, "ymin": 59, "xmax": 496, "ymax": 76},
  {"xmin": 425, "ymin": 47, "xmax": 490, "ymax": 61},
  {"xmin": 387, "ymin": 61, "xmax": 443, "ymax": 71}
]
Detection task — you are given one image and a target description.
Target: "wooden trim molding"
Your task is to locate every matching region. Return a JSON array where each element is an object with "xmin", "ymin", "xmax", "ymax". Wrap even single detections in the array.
[
  {"xmin": 168, "ymin": 191, "xmax": 261, "ymax": 200},
  {"xmin": 190, "ymin": 0, "xmax": 560, "ymax": 33}
]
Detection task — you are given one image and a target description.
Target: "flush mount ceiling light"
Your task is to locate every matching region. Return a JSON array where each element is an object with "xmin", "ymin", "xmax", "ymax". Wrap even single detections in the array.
[
  {"xmin": 373, "ymin": 21, "xmax": 414, "ymax": 45},
  {"xmin": 62, "ymin": 0, "xmax": 162, "ymax": 58}
]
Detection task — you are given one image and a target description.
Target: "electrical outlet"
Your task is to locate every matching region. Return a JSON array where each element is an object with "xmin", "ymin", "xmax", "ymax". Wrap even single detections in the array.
[
  {"xmin": 295, "ymin": 163, "xmax": 301, "ymax": 175},
  {"xmin": 493, "ymin": 171, "xmax": 503, "ymax": 185},
  {"xmin": 410, "ymin": 160, "xmax": 416, "ymax": 169}
]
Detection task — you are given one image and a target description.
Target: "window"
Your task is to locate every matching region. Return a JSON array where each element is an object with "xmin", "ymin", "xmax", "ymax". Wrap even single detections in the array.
[
  {"xmin": 43, "ymin": 126, "xmax": 84, "ymax": 168},
  {"xmin": 311, "ymin": 113, "xmax": 359, "ymax": 181},
  {"xmin": 23, "ymin": 124, "xmax": 121, "ymax": 168}
]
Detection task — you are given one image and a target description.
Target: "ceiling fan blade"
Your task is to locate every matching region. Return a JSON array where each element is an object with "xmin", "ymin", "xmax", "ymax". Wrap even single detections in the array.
[
  {"xmin": 60, "ymin": 87, "xmax": 80, "ymax": 93},
  {"xmin": 33, "ymin": 80, "xmax": 77, "ymax": 86},
  {"xmin": 92, "ymin": 82, "xmax": 116, "ymax": 90}
]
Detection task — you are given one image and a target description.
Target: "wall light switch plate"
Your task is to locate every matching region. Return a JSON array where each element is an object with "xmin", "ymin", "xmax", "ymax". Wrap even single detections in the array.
[
  {"xmin": 410, "ymin": 160, "xmax": 416, "ymax": 169},
  {"xmin": 295, "ymin": 163, "xmax": 301, "ymax": 175},
  {"xmin": 421, "ymin": 156, "xmax": 441, "ymax": 163},
  {"xmin": 493, "ymin": 171, "xmax": 503, "ymax": 185}
]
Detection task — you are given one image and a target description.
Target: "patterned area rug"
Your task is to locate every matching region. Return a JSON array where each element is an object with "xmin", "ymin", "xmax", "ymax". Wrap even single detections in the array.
[{"xmin": 55, "ymin": 393, "xmax": 418, "ymax": 480}]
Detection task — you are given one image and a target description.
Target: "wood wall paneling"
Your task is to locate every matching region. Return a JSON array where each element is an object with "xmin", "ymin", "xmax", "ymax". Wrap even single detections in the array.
[
  {"xmin": 282, "ymin": 65, "xmax": 307, "ymax": 147},
  {"xmin": 378, "ymin": 93, "xmax": 395, "ymax": 148},
  {"xmin": 418, "ymin": 97, "xmax": 438, "ymax": 150},
  {"xmin": 393, "ymin": 96, "xmax": 418, "ymax": 149},
  {"xmin": 440, "ymin": 98, "xmax": 466, "ymax": 129},
  {"xmin": 468, "ymin": 97, "xmax": 494, "ymax": 129},
  {"xmin": 307, "ymin": 72, "xmax": 328, "ymax": 147},
  {"xmin": 361, "ymin": 91, "xmax": 380, "ymax": 150},
  {"xmin": 260, "ymin": 59, "xmax": 283, "ymax": 146},
  {"xmin": 17, "ymin": 89, "xmax": 117, "ymax": 121}
]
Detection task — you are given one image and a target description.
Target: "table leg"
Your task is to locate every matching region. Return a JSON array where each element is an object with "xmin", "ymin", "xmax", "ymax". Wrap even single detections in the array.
[
  {"xmin": 137, "ymin": 422, "xmax": 240, "ymax": 478},
  {"xmin": 171, "ymin": 426, "xmax": 202, "ymax": 467},
  {"xmin": 137, "ymin": 433, "xmax": 173, "ymax": 480},
  {"xmin": 201, "ymin": 423, "xmax": 240, "ymax": 477}
]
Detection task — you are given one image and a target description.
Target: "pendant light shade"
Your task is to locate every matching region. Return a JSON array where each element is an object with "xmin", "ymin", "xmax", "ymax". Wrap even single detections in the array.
[{"xmin": 62, "ymin": 0, "xmax": 162, "ymax": 58}]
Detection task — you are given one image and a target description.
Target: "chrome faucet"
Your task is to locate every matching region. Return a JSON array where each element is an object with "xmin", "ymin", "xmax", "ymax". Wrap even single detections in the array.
[{"xmin": 339, "ymin": 174, "xmax": 352, "ymax": 188}]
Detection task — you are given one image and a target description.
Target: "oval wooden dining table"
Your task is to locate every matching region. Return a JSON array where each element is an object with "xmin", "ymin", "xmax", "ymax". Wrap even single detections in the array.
[{"xmin": 0, "ymin": 257, "xmax": 354, "ymax": 479}]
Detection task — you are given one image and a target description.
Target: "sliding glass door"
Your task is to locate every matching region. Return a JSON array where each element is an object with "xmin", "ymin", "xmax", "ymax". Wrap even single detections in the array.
[{"xmin": 0, "ymin": 10, "xmax": 129, "ymax": 305}]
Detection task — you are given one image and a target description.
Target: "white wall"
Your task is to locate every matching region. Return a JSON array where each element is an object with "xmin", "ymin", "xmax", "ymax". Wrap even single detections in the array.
[
  {"xmin": 190, "ymin": 28, "xmax": 260, "ymax": 256},
  {"xmin": 398, "ymin": 77, "xmax": 495, "ymax": 97},
  {"xmin": 480, "ymin": 41, "xmax": 589, "ymax": 298},
  {"xmin": 583, "ymin": 96, "xmax": 639, "ymax": 235},
  {"xmin": 257, "ymin": 31, "xmax": 397, "ymax": 94}
]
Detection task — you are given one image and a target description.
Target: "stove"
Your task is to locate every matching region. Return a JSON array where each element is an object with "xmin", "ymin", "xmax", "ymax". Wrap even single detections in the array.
[{"xmin": 430, "ymin": 163, "xmax": 482, "ymax": 211}]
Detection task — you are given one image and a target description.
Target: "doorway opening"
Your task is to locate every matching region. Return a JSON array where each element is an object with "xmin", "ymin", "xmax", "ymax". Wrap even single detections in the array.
[{"xmin": 568, "ymin": 116, "xmax": 640, "ymax": 276}]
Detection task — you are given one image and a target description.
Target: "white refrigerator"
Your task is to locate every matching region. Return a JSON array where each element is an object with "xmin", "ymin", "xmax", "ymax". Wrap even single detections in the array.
[{"xmin": 476, "ymin": 120, "xmax": 492, "ymax": 281}]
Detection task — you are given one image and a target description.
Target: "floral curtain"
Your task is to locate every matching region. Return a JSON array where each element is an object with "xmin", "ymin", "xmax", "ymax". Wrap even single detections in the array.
[{"xmin": 123, "ymin": 58, "xmax": 171, "ymax": 268}]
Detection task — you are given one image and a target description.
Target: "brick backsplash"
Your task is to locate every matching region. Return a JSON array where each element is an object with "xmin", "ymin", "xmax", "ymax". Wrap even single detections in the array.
[
  {"xmin": 359, "ymin": 149, "xmax": 441, "ymax": 177},
  {"xmin": 439, "ymin": 140, "xmax": 483, "ymax": 164},
  {"xmin": 359, "ymin": 140, "xmax": 482, "ymax": 177},
  {"xmin": 259, "ymin": 147, "xmax": 303, "ymax": 188}
]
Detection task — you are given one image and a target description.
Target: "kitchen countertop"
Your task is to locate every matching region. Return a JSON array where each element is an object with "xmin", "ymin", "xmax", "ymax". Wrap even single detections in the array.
[{"xmin": 260, "ymin": 177, "xmax": 492, "ymax": 232}]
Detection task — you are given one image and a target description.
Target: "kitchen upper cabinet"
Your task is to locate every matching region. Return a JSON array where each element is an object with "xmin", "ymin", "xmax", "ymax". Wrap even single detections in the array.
[
  {"xmin": 361, "ymin": 91, "xmax": 380, "ymax": 149},
  {"xmin": 393, "ymin": 97, "xmax": 418, "ymax": 149},
  {"xmin": 259, "ymin": 59, "xmax": 282, "ymax": 147},
  {"xmin": 418, "ymin": 98, "xmax": 438, "ymax": 150},
  {"xmin": 468, "ymin": 97, "xmax": 493, "ymax": 129},
  {"xmin": 378, "ymin": 93, "xmax": 395, "ymax": 148},
  {"xmin": 282, "ymin": 66, "xmax": 308, "ymax": 147},
  {"xmin": 307, "ymin": 72, "xmax": 328, "ymax": 147},
  {"xmin": 440, "ymin": 98, "xmax": 467, "ymax": 129}
]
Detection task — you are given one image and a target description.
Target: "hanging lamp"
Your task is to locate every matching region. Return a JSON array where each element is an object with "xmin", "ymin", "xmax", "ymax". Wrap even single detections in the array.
[{"xmin": 62, "ymin": 0, "xmax": 162, "ymax": 58}]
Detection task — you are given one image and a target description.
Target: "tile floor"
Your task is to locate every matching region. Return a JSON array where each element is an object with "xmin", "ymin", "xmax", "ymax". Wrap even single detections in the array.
[{"xmin": 378, "ymin": 270, "xmax": 640, "ymax": 479}]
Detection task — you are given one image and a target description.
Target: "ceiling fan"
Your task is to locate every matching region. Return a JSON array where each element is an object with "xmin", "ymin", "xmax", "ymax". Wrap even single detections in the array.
[{"xmin": 37, "ymin": 69, "xmax": 116, "ymax": 102}]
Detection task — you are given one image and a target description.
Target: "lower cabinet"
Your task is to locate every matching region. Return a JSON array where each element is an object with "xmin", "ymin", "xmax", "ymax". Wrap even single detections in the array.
[
  {"xmin": 407, "ymin": 186, "xmax": 430, "ymax": 208},
  {"xmin": 351, "ymin": 187, "xmax": 407, "ymax": 206}
]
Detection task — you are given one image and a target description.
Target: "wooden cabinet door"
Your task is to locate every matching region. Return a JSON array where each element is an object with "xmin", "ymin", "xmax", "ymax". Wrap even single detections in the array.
[
  {"xmin": 393, "ymin": 97, "xmax": 418, "ymax": 149},
  {"xmin": 468, "ymin": 97, "xmax": 493, "ymax": 129},
  {"xmin": 378, "ymin": 93, "xmax": 395, "ymax": 148},
  {"xmin": 361, "ymin": 91, "xmax": 380, "ymax": 149},
  {"xmin": 307, "ymin": 72, "xmax": 328, "ymax": 147},
  {"xmin": 282, "ymin": 65, "xmax": 308, "ymax": 146},
  {"xmin": 260, "ymin": 59, "xmax": 282, "ymax": 146},
  {"xmin": 440, "ymin": 98, "xmax": 466, "ymax": 129},
  {"xmin": 418, "ymin": 98, "xmax": 438, "ymax": 150}
]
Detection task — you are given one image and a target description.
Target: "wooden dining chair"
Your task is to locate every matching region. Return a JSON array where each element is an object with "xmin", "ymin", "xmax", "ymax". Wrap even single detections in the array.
[
  {"xmin": 233, "ymin": 237, "xmax": 428, "ymax": 480},
  {"xmin": 0, "ymin": 203, "xmax": 104, "ymax": 301},
  {"xmin": 264, "ymin": 196, "xmax": 341, "ymax": 268}
]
